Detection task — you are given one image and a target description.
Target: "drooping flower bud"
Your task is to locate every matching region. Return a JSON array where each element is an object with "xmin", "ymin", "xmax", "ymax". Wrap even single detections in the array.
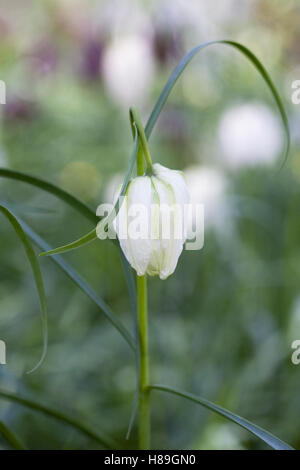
[{"xmin": 114, "ymin": 163, "xmax": 190, "ymax": 280}]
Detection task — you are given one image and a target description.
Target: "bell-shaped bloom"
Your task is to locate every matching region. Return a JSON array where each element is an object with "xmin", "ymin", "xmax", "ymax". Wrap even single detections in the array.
[{"xmin": 114, "ymin": 163, "xmax": 190, "ymax": 280}]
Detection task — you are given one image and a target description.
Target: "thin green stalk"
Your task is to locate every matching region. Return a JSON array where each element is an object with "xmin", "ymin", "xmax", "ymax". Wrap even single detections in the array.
[
  {"xmin": 135, "ymin": 129, "xmax": 151, "ymax": 449},
  {"xmin": 130, "ymin": 107, "xmax": 153, "ymax": 173},
  {"xmin": 137, "ymin": 274, "xmax": 150, "ymax": 449}
]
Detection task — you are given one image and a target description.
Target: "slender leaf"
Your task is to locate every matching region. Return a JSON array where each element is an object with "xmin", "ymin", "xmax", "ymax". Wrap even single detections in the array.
[
  {"xmin": 0, "ymin": 204, "xmax": 48, "ymax": 373},
  {"xmin": 39, "ymin": 133, "xmax": 139, "ymax": 257},
  {"xmin": 0, "ymin": 168, "xmax": 96, "ymax": 222},
  {"xmin": 0, "ymin": 389, "xmax": 115, "ymax": 449},
  {"xmin": 0, "ymin": 168, "xmax": 136, "ymax": 330},
  {"xmin": 0, "ymin": 421, "xmax": 26, "ymax": 450},
  {"xmin": 39, "ymin": 228, "xmax": 97, "ymax": 257},
  {"xmin": 16, "ymin": 217, "xmax": 135, "ymax": 350},
  {"xmin": 40, "ymin": 230, "xmax": 137, "ymax": 321},
  {"xmin": 120, "ymin": 249, "xmax": 137, "ymax": 317},
  {"xmin": 145, "ymin": 40, "xmax": 290, "ymax": 168},
  {"xmin": 149, "ymin": 384, "xmax": 294, "ymax": 450}
]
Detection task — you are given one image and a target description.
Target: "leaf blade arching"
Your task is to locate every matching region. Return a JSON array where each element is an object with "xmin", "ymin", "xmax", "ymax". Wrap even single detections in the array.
[
  {"xmin": 39, "ymin": 227, "xmax": 97, "ymax": 257},
  {"xmin": 0, "ymin": 204, "xmax": 48, "ymax": 373},
  {"xmin": 0, "ymin": 168, "xmax": 96, "ymax": 222},
  {"xmin": 17, "ymin": 216, "xmax": 135, "ymax": 350},
  {"xmin": 145, "ymin": 40, "xmax": 290, "ymax": 168},
  {"xmin": 149, "ymin": 384, "xmax": 294, "ymax": 450},
  {"xmin": 0, "ymin": 389, "xmax": 116, "ymax": 449},
  {"xmin": 39, "ymin": 132, "xmax": 139, "ymax": 257},
  {"xmin": 0, "ymin": 168, "xmax": 136, "ymax": 331},
  {"xmin": 0, "ymin": 421, "xmax": 26, "ymax": 450}
]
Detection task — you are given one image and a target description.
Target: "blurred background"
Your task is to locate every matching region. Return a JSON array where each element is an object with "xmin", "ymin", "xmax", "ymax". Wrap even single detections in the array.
[{"xmin": 0, "ymin": 0, "xmax": 300, "ymax": 450}]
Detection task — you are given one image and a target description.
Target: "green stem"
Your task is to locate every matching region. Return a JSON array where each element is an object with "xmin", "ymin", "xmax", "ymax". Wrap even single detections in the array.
[
  {"xmin": 137, "ymin": 274, "xmax": 150, "ymax": 449},
  {"xmin": 135, "ymin": 122, "xmax": 151, "ymax": 449},
  {"xmin": 129, "ymin": 106, "xmax": 153, "ymax": 173}
]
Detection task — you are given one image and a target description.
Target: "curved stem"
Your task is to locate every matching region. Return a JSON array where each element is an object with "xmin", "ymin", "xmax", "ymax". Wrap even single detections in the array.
[{"xmin": 130, "ymin": 106, "xmax": 153, "ymax": 173}]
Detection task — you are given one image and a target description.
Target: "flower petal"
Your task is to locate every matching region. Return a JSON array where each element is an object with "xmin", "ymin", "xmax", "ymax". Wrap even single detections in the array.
[
  {"xmin": 126, "ymin": 176, "xmax": 152, "ymax": 276},
  {"xmin": 149, "ymin": 175, "xmax": 185, "ymax": 280}
]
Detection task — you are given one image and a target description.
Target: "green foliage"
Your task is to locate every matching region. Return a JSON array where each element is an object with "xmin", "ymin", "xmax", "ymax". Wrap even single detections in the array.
[
  {"xmin": 0, "ymin": 204, "xmax": 48, "ymax": 373},
  {"xmin": 0, "ymin": 8, "xmax": 297, "ymax": 448}
]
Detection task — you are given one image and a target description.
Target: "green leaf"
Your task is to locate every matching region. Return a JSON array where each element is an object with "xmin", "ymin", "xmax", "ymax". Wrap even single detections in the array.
[
  {"xmin": 38, "ymin": 132, "xmax": 139, "ymax": 257},
  {"xmin": 145, "ymin": 40, "xmax": 290, "ymax": 168},
  {"xmin": 0, "ymin": 204, "xmax": 48, "ymax": 373},
  {"xmin": 0, "ymin": 168, "xmax": 136, "ymax": 337},
  {"xmin": 39, "ymin": 228, "xmax": 97, "ymax": 257},
  {"xmin": 149, "ymin": 384, "xmax": 294, "ymax": 450},
  {"xmin": 0, "ymin": 421, "xmax": 26, "ymax": 450},
  {"xmin": 18, "ymin": 216, "xmax": 136, "ymax": 351},
  {"xmin": 0, "ymin": 168, "xmax": 96, "ymax": 222},
  {"xmin": 119, "ymin": 249, "xmax": 137, "ymax": 318},
  {"xmin": 0, "ymin": 389, "xmax": 116, "ymax": 449}
]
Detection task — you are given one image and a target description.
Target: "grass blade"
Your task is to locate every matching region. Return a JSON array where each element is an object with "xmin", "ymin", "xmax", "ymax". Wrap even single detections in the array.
[
  {"xmin": 0, "ymin": 204, "xmax": 48, "ymax": 373},
  {"xmin": 40, "ymin": 228, "xmax": 97, "ymax": 257},
  {"xmin": 0, "ymin": 168, "xmax": 136, "ymax": 332},
  {"xmin": 0, "ymin": 389, "xmax": 115, "ymax": 449},
  {"xmin": 16, "ymin": 216, "xmax": 135, "ymax": 350},
  {"xmin": 149, "ymin": 384, "xmax": 294, "ymax": 450},
  {"xmin": 39, "ymin": 133, "xmax": 139, "ymax": 257},
  {"xmin": 0, "ymin": 168, "xmax": 96, "ymax": 222},
  {"xmin": 119, "ymin": 249, "xmax": 137, "ymax": 317},
  {"xmin": 145, "ymin": 40, "xmax": 290, "ymax": 168},
  {"xmin": 0, "ymin": 421, "xmax": 26, "ymax": 450}
]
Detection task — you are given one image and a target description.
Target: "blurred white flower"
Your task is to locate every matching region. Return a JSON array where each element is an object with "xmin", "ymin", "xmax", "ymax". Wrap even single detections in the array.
[
  {"xmin": 218, "ymin": 103, "xmax": 283, "ymax": 168},
  {"xmin": 103, "ymin": 36, "xmax": 154, "ymax": 107},
  {"xmin": 184, "ymin": 165, "xmax": 228, "ymax": 233}
]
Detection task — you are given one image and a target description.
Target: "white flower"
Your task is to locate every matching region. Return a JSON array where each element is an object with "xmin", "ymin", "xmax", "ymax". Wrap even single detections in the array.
[{"xmin": 114, "ymin": 163, "xmax": 190, "ymax": 280}]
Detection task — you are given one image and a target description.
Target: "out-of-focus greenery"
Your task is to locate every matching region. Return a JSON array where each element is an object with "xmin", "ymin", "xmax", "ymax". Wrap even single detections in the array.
[{"xmin": 0, "ymin": 0, "xmax": 300, "ymax": 450}]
